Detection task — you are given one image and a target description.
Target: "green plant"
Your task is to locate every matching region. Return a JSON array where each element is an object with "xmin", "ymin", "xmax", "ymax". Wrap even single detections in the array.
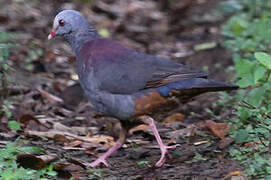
[
  {"xmin": 0, "ymin": 42, "xmax": 13, "ymax": 96},
  {"xmin": 88, "ymin": 168, "xmax": 103, "ymax": 179},
  {"xmin": 0, "ymin": 32, "xmax": 15, "ymax": 120},
  {"xmin": 0, "ymin": 140, "xmax": 57, "ymax": 180},
  {"xmin": 192, "ymin": 153, "xmax": 207, "ymax": 162},
  {"xmin": 8, "ymin": 120, "xmax": 21, "ymax": 131},
  {"xmin": 1, "ymin": 100, "xmax": 13, "ymax": 119},
  {"xmin": 218, "ymin": 0, "xmax": 271, "ymax": 178},
  {"xmin": 136, "ymin": 160, "xmax": 150, "ymax": 167}
]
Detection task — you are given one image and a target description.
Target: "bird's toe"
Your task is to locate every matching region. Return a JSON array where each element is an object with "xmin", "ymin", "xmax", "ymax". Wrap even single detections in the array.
[{"xmin": 89, "ymin": 158, "xmax": 109, "ymax": 168}]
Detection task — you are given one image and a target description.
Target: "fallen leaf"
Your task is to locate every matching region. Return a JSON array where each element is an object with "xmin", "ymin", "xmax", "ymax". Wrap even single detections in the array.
[
  {"xmin": 166, "ymin": 124, "xmax": 196, "ymax": 139},
  {"xmin": 26, "ymin": 130, "xmax": 114, "ymax": 146},
  {"xmin": 37, "ymin": 87, "xmax": 63, "ymax": 104},
  {"xmin": 197, "ymin": 120, "xmax": 230, "ymax": 139},
  {"xmin": 68, "ymin": 140, "xmax": 82, "ymax": 147},
  {"xmin": 221, "ymin": 171, "xmax": 243, "ymax": 180},
  {"xmin": 129, "ymin": 124, "xmax": 150, "ymax": 135},
  {"xmin": 53, "ymin": 134, "xmax": 69, "ymax": 143},
  {"xmin": 17, "ymin": 154, "xmax": 58, "ymax": 170},
  {"xmin": 162, "ymin": 113, "xmax": 185, "ymax": 126},
  {"xmin": 55, "ymin": 161, "xmax": 86, "ymax": 180},
  {"xmin": 193, "ymin": 140, "xmax": 209, "ymax": 146},
  {"xmin": 54, "ymin": 163, "xmax": 70, "ymax": 171},
  {"xmin": 53, "ymin": 122, "xmax": 97, "ymax": 136},
  {"xmin": 19, "ymin": 114, "xmax": 50, "ymax": 131},
  {"xmin": 19, "ymin": 114, "xmax": 39, "ymax": 127}
]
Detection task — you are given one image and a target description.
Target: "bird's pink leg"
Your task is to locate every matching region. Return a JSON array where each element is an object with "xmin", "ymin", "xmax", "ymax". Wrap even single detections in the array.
[
  {"xmin": 89, "ymin": 122, "xmax": 126, "ymax": 167},
  {"xmin": 89, "ymin": 141, "xmax": 122, "ymax": 167},
  {"xmin": 139, "ymin": 116, "xmax": 176, "ymax": 167}
]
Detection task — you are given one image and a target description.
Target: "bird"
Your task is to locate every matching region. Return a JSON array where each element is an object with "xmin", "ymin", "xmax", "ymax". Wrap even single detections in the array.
[{"xmin": 48, "ymin": 10, "xmax": 238, "ymax": 168}]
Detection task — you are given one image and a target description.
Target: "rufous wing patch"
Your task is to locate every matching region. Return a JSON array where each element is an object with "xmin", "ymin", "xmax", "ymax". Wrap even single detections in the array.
[{"xmin": 134, "ymin": 91, "xmax": 177, "ymax": 116}]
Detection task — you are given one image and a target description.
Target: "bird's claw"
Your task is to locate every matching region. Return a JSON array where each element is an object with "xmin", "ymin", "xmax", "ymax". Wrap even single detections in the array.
[
  {"xmin": 155, "ymin": 145, "xmax": 176, "ymax": 167},
  {"xmin": 89, "ymin": 158, "xmax": 109, "ymax": 168}
]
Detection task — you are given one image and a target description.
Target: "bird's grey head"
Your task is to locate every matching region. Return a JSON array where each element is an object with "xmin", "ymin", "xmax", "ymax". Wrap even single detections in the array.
[{"xmin": 48, "ymin": 10, "xmax": 99, "ymax": 54}]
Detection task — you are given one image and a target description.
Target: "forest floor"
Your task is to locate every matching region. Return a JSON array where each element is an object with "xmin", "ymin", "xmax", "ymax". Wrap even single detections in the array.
[{"xmin": 0, "ymin": 0, "xmax": 242, "ymax": 179}]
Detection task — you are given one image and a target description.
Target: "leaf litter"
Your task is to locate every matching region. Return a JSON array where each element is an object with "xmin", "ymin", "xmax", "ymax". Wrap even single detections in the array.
[{"xmin": 0, "ymin": 0, "xmax": 243, "ymax": 179}]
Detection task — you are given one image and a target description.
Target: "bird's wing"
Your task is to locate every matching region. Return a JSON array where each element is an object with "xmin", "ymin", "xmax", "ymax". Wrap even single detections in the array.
[
  {"xmin": 81, "ymin": 38, "xmax": 155, "ymax": 94},
  {"xmin": 83, "ymin": 38, "xmax": 208, "ymax": 94},
  {"xmin": 143, "ymin": 56, "xmax": 208, "ymax": 89}
]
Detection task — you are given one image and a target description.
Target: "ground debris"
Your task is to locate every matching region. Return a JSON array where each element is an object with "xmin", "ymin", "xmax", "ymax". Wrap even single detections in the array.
[{"xmin": 1, "ymin": 0, "xmax": 241, "ymax": 179}]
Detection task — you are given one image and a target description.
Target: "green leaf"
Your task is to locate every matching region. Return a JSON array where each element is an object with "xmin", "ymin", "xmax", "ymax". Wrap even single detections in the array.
[
  {"xmin": 20, "ymin": 147, "xmax": 44, "ymax": 153},
  {"xmin": 137, "ymin": 160, "xmax": 150, "ymax": 167},
  {"xmin": 234, "ymin": 129, "xmax": 249, "ymax": 144},
  {"xmin": 236, "ymin": 78, "xmax": 252, "ymax": 88},
  {"xmin": 232, "ymin": 17, "xmax": 248, "ymax": 36},
  {"xmin": 253, "ymin": 65, "xmax": 266, "ymax": 84},
  {"xmin": 255, "ymin": 52, "xmax": 271, "ymax": 70},
  {"xmin": 247, "ymin": 87, "xmax": 266, "ymax": 107},
  {"xmin": 8, "ymin": 121, "xmax": 21, "ymax": 131},
  {"xmin": 46, "ymin": 170, "xmax": 57, "ymax": 176},
  {"xmin": 235, "ymin": 59, "xmax": 254, "ymax": 77}
]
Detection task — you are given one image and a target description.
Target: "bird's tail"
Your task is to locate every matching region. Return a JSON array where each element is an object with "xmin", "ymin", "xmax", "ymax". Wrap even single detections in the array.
[
  {"xmin": 133, "ymin": 78, "xmax": 238, "ymax": 117},
  {"xmin": 157, "ymin": 78, "xmax": 238, "ymax": 98}
]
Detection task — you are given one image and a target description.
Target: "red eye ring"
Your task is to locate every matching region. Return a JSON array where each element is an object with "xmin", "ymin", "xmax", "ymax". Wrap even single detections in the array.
[{"xmin": 59, "ymin": 19, "xmax": 65, "ymax": 26}]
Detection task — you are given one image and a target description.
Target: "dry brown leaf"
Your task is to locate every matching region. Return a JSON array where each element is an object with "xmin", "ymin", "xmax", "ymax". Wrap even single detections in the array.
[
  {"xmin": 19, "ymin": 114, "xmax": 38, "ymax": 126},
  {"xmin": 129, "ymin": 124, "xmax": 150, "ymax": 135},
  {"xmin": 54, "ymin": 160, "xmax": 86, "ymax": 180},
  {"xmin": 53, "ymin": 122, "xmax": 96, "ymax": 136},
  {"xmin": 197, "ymin": 120, "xmax": 229, "ymax": 139},
  {"xmin": 162, "ymin": 113, "xmax": 185, "ymax": 125},
  {"xmin": 19, "ymin": 114, "xmax": 50, "ymax": 131},
  {"xmin": 26, "ymin": 130, "xmax": 114, "ymax": 145},
  {"xmin": 26, "ymin": 130, "xmax": 60, "ymax": 139},
  {"xmin": 37, "ymin": 87, "xmax": 63, "ymax": 104},
  {"xmin": 80, "ymin": 142, "xmax": 98, "ymax": 149},
  {"xmin": 84, "ymin": 135, "xmax": 115, "ymax": 146},
  {"xmin": 53, "ymin": 122, "xmax": 73, "ymax": 132},
  {"xmin": 221, "ymin": 171, "xmax": 243, "ymax": 180},
  {"xmin": 68, "ymin": 140, "xmax": 82, "ymax": 147},
  {"xmin": 53, "ymin": 134, "xmax": 69, "ymax": 143},
  {"xmin": 219, "ymin": 137, "xmax": 234, "ymax": 149},
  {"xmin": 17, "ymin": 154, "xmax": 57, "ymax": 170},
  {"xmin": 166, "ymin": 124, "xmax": 196, "ymax": 139},
  {"xmin": 54, "ymin": 163, "xmax": 71, "ymax": 171}
]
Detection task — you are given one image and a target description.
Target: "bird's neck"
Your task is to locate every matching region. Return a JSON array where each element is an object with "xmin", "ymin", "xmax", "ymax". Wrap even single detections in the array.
[{"xmin": 65, "ymin": 28, "xmax": 100, "ymax": 55}]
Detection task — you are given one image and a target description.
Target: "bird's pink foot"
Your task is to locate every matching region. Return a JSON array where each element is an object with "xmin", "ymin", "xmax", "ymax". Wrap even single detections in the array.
[
  {"xmin": 89, "ymin": 157, "xmax": 109, "ymax": 167},
  {"xmin": 88, "ymin": 140, "xmax": 123, "ymax": 168},
  {"xmin": 139, "ymin": 116, "xmax": 176, "ymax": 167},
  {"xmin": 155, "ymin": 144, "xmax": 176, "ymax": 167}
]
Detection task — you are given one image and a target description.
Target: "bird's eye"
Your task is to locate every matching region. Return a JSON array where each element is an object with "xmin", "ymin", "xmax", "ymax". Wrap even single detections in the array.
[{"xmin": 59, "ymin": 19, "xmax": 65, "ymax": 26}]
